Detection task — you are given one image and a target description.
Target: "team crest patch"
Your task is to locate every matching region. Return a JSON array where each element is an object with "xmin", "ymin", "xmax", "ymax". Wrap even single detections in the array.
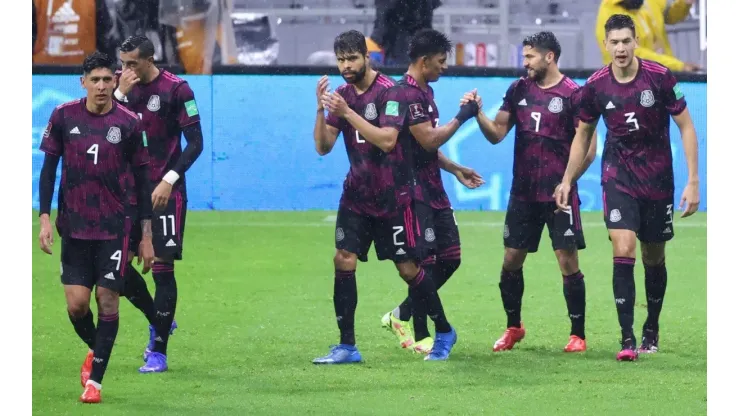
[
  {"xmin": 503, "ymin": 224, "xmax": 510, "ymax": 239},
  {"xmin": 335, "ymin": 227, "xmax": 345, "ymax": 242},
  {"xmin": 548, "ymin": 97, "xmax": 564, "ymax": 113},
  {"xmin": 640, "ymin": 90, "xmax": 655, "ymax": 107},
  {"xmin": 106, "ymin": 127, "xmax": 122, "ymax": 144},
  {"xmin": 364, "ymin": 103, "xmax": 378, "ymax": 120},
  {"xmin": 609, "ymin": 209, "xmax": 622, "ymax": 223},
  {"xmin": 409, "ymin": 103, "xmax": 424, "ymax": 119},
  {"xmin": 424, "ymin": 228, "xmax": 436, "ymax": 242},
  {"xmin": 147, "ymin": 95, "xmax": 161, "ymax": 112}
]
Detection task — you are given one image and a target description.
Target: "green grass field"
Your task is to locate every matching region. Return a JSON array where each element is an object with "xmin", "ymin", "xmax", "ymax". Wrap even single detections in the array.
[{"xmin": 32, "ymin": 210, "xmax": 707, "ymax": 415}]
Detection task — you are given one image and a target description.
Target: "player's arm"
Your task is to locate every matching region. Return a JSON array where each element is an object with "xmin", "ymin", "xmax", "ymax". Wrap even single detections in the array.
[
  {"xmin": 409, "ymin": 101, "xmax": 479, "ymax": 152},
  {"xmin": 342, "ymin": 108, "xmax": 399, "ymax": 153},
  {"xmin": 438, "ymin": 151, "xmax": 485, "ymax": 189},
  {"xmin": 572, "ymin": 130, "xmax": 598, "ymax": 182},
  {"xmin": 167, "ymin": 83, "xmax": 204, "ymax": 182},
  {"xmin": 127, "ymin": 126, "xmax": 155, "ymax": 272},
  {"xmin": 476, "ymin": 110, "xmax": 514, "ymax": 145},
  {"xmin": 38, "ymin": 108, "xmax": 64, "ymax": 254},
  {"xmin": 314, "ymin": 76, "xmax": 341, "ymax": 155}
]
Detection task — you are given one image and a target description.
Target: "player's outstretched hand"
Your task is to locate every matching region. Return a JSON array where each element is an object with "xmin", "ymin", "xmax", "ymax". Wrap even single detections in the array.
[
  {"xmin": 322, "ymin": 91, "xmax": 350, "ymax": 118},
  {"xmin": 455, "ymin": 167, "xmax": 486, "ymax": 189},
  {"xmin": 459, "ymin": 89, "xmax": 482, "ymax": 109},
  {"xmin": 679, "ymin": 181, "xmax": 700, "ymax": 218},
  {"xmin": 152, "ymin": 181, "xmax": 173, "ymax": 212},
  {"xmin": 138, "ymin": 239, "xmax": 155, "ymax": 274},
  {"xmin": 553, "ymin": 182, "xmax": 572, "ymax": 213},
  {"xmin": 316, "ymin": 75, "xmax": 330, "ymax": 108},
  {"xmin": 39, "ymin": 215, "xmax": 53, "ymax": 255},
  {"xmin": 118, "ymin": 68, "xmax": 140, "ymax": 96}
]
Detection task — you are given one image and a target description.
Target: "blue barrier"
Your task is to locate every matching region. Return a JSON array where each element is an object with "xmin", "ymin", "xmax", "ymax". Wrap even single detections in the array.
[{"xmin": 32, "ymin": 74, "xmax": 707, "ymax": 211}]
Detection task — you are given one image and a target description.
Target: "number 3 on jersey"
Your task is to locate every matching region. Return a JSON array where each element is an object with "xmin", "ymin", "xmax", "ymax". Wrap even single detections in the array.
[{"xmin": 625, "ymin": 112, "xmax": 639, "ymax": 131}]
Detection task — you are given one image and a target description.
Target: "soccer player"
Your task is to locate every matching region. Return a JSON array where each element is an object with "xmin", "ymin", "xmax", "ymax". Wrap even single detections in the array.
[
  {"xmin": 312, "ymin": 30, "xmax": 471, "ymax": 363},
  {"xmin": 460, "ymin": 32, "xmax": 597, "ymax": 353},
  {"xmin": 37, "ymin": 51, "xmax": 154, "ymax": 403},
  {"xmin": 115, "ymin": 35, "xmax": 205, "ymax": 372},
  {"xmin": 322, "ymin": 29, "xmax": 480, "ymax": 358},
  {"xmin": 377, "ymin": 29, "xmax": 485, "ymax": 355},
  {"xmin": 554, "ymin": 14, "xmax": 700, "ymax": 361}
]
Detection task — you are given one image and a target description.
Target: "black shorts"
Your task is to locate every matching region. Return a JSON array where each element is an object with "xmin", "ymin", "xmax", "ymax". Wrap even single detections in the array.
[
  {"xmin": 61, "ymin": 236, "xmax": 129, "ymax": 293},
  {"xmin": 335, "ymin": 201, "xmax": 434, "ymax": 263},
  {"xmin": 504, "ymin": 195, "xmax": 586, "ymax": 253},
  {"xmin": 127, "ymin": 192, "xmax": 187, "ymax": 261},
  {"xmin": 603, "ymin": 185, "xmax": 674, "ymax": 243},
  {"xmin": 432, "ymin": 207, "xmax": 461, "ymax": 259}
]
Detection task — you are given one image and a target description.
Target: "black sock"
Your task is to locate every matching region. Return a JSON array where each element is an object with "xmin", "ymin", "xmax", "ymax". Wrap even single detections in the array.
[
  {"xmin": 152, "ymin": 263, "xmax": 178, "ymax": 356},
  {"xmin": 123, "ymin": 264, "xmax": 156, "ymax": 325},
  {"xmin": 90, "ymin": 312, "xmax": 119, "ymax": 384},
  {"xmin": 69, "ymin": 310, "xmax": 96, "ymax": 350},
  {"xmin": 613, "ymin": 257, "xmax": 636, "ymax": 340},
  {"xmin": 499, "ymin": 268, "xmax": 524, "ymax": 328},
  {"xmin": 644, "ymin": 261, "xmax": 668, "ymax": 332},
  {"xmin": 396, "ymin": 297, "xmax": 413, "ymax": 322},
  {"xmin": 408, "ymin": 267, "xmax": 452, "ymax": 334},
  {"xmin": 563, "ymin": 271, "xmax": 586, "ymax": 339},
  {"xmin": 334, "ymin": 269, "xmax": 358, "ymax": 346},
  {"xmin": 410, "ymin": 262, "xmax": 436, "ymax": 341}
]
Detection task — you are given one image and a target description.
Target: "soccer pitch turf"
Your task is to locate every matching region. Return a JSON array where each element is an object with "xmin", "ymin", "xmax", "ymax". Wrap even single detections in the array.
[{"xmin": 32, "ymin": 210, "xmax": 707, "ymax": 415}]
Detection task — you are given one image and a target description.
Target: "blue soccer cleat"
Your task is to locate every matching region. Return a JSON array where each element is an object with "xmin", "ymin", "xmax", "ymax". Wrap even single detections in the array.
[
  {"xmin": 143, "ymin": 320, "xmax": 178, "ymax": 361},
  {"xmin": 139, "ymin": 352, "xmax": 168, "ymax": 373},
  {"xmin": 424, "ymin": 327, "xmax": 458, "ymax": 361},
  {"xmin": 312, "ymin": 344, "xmax": 363, "ymax": 364}
]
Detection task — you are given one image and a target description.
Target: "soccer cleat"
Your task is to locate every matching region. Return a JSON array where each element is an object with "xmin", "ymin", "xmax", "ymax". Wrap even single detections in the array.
[
  {"xmin": 424, "ymin": 327, "xmax": 457, "ymax": 361},
  {"xmin": 139, "ymin": 352, "xmax": 168, "ymax": 373},
  {"xmin": 80, "ymin": 382, "xmax": 101, "ymax": 404},
  {"xmin": 143, "ymin": 320, "xmax": 178, "ymax": 361},
  {"xmin": 410, "ymin": 337, "xmax": 434, "ymax": 354},
  {"xmin": 492, "ymin": 323, "xmax": 526, "ymax": 352},
  {"xmin": 616, "ymin": 337, "xmax": 639, "ymax": 361},
  {"xmin": 80, "ymin": 350, "xmax": 94, "ymax": 387},
  {"xmin": 312, "ymin": 344, "xmax": 362, "ymax": 364},
  {"xmin": 639, "ymin": 328, "xmax": 659, "ymax": 354},
  {"xmin": 380, "ymin": 312, "xmax": 415, "ymax": 348},
  {"xmin": 564, "ymin": 335, "xmax": 587, "ymax": 353}
]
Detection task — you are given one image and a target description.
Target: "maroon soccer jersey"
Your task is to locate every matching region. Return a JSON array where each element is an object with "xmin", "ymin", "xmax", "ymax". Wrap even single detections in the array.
[
  {"xmin": 379, "ymin": 74, "xmax": 448, "ymax": 209},
  {"xmin": 116, "ymin": 69, "xmax": 200, "ymax": 199},
  {"xmin": 326, "ymin": 72, "xmax": 414, "ymax": 217},
  {"xmin": 578, "ymin": 59, "xmax": 687, "ymax": 200},
  {"xmin": 40, "ymin": 99, "xmax": 149, "ymax": 240},
  {"xmin": 500, "ymin": 76, "xmax": 582, "ymax": 202}
]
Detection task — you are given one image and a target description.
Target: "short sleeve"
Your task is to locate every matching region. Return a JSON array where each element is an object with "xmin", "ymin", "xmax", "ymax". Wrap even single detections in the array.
[
  {"xmin": 40, "ymin": 107, "xmax": 64, "ymax": 156},
  {"xmin": 326, "ymin": 109, "xmax": 345, "ymax": 130},
  {"xmin": 577, "ymin": 82, "xmax": 601, "ymax": 124},
  {"xmin": 499, "ymin": 79, "xmax": 519, "ymax": 113},
  {"xmin": 379, "ymin": 86, "xmax": 409, "ymax": 131},
  {"xmin": 126, "ymin": 121, "xmax": 150, "ymax": 167},
  {"xmin": 661, "ymin": 69, "xmax": 687, "ymax": 116},
  {"xmin": 173, "ymin": 82, "xmax": 201, "ymax": 128},
  {"xmin": 570, "ymin": 87, "xmax": 584, "ymax": 127}
]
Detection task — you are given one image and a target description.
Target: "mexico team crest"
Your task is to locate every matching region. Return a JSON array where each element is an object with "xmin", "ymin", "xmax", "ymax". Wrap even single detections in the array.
[
  {"xmin": 424, "ymin": 228, "xmax": 436, "ymax": 242},
  {"xmin": 548, "ymin": 97, "xmax": 564, "ymax": 113},
  {"xmin": 364, "ymin": 103, "xmax": 377, "ymax": 120},
  {"xmin": 335, "ymin": 227, "xmax": 345, "ymax": 242},
  {"xmin": 147, "ymin": 95, "xmax": 161, "ymax": 111},
  {"xmin": 640, "ymin": 90, "xmax": 655, "ymax": 107},
  {"xmin": 106, "ymin": 127, "xmax": 122, "ymax": 144}
]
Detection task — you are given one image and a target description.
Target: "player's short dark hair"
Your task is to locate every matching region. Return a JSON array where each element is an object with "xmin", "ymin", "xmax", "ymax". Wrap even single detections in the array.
[
  {"xmin": 82, "ymin": 51, "xmax": 116, "ymax": 74},
  {"xmin": 120, "ymin": 35, "xmax": 155, "ymax": 59},
  {"xmin": 522, "ymin": 31, "xmax": 561, "ymax": 62},
  {"xmin": 408, "ymin": 29, "xmax": 452, "ymax": 61},
  {"xmin": 333, "ymin": 30, "xmax": 368, "ymax": 57},
  {"xmin": 605, "ymin": 14, "xmax": 636, "ymax": 38}
]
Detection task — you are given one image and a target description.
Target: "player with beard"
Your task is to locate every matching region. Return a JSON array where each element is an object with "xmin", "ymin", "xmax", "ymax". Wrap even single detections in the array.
[
  {"xmin": 312, "ymin": 30, "xmax": 458, "ymax": 363},
  {"xmin": 461, "ymin": 32, "xmax": 597, "ymax": 353},
  {"xmin": 555, "ymin": 15, "xmax": 700, "ymax": 361}
]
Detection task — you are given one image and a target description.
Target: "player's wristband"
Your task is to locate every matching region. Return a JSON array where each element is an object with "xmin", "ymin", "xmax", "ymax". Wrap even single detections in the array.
[
  {"xmin": 114, "ymin": 89, "xmax": 128, "ymax": 102},
  {"xmin": 163, "ymin": 170, "xmax": 180, "ymax": 185}
]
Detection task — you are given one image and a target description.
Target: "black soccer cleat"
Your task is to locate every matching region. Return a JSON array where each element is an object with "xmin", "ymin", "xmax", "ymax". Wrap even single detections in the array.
[{"xmin": 639, "ymin": 328, "xmax": 659, "ymax": 354}]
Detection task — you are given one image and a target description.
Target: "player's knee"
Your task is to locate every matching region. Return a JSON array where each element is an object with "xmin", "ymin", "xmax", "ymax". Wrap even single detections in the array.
[
  {"xmin": 333, "ymin": 250, "xmax": 357, "ymax": 271},
  {"xmin": 396, "ymin": 261, "xmax": 420, "ymax": 282},
  {"xmin": 555, "ymin": 250, "xmax": 579, "ymax": 275},
  {"xmin": 503, "ymin": 248, "xmax": 527, "ymax": 271},
  {"xmin": 640, "ymin": 243, "xmax": 666, "ymax": 266},
  {"xmin": 94, "ymin": 288, "xmax": 120, "ymax": 316},
  {"xmin": 67, "ymin": 302, "xmax": 90, "ymax": 319},
  {"xmin": 610, "ymin": 231, "xmax": 637, "ymax": 258}
]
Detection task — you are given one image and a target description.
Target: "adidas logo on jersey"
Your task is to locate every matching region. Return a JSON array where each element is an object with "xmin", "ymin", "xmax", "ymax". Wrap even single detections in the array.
[
  {"xmin": 104, "ymin": 272, "xmax": 115, "ymax": 280},
  {"xmin": 564, "ymin": 229, "xmax": 574, "ymax": 237},
  {"xmin": 518, "ymin": 99, "xmax": 527, "ymax": 106},
  {"xmin": 606, "ymin": 101, "xmax": 616, "ymax": 109},
  {"xmin": 70, "ymin": 127, "xmax": 80, "ymax": 134},
  {"xmin": 396, "ymin": 248, "xmax": 406, "ymax": 255},
  {"xmin": 166, "ymin": 239, "xmax": 177, "ymax": 247}
]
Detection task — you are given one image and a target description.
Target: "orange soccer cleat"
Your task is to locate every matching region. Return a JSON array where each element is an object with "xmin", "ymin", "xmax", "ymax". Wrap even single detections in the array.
[
  {"xmin": 563, "ymin": 335, "xmax": 587, "ymax": 352},
  {"xmin": 492, "ymin": 324, "xmax": 526, "ymax": 352},
  {"xmin": 80, "ymin": 350, "xmax": 93, "ymax": 387},
  {"xmin": 80, "ymin": 382, "xmax": 101, "ymax": 404}
]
